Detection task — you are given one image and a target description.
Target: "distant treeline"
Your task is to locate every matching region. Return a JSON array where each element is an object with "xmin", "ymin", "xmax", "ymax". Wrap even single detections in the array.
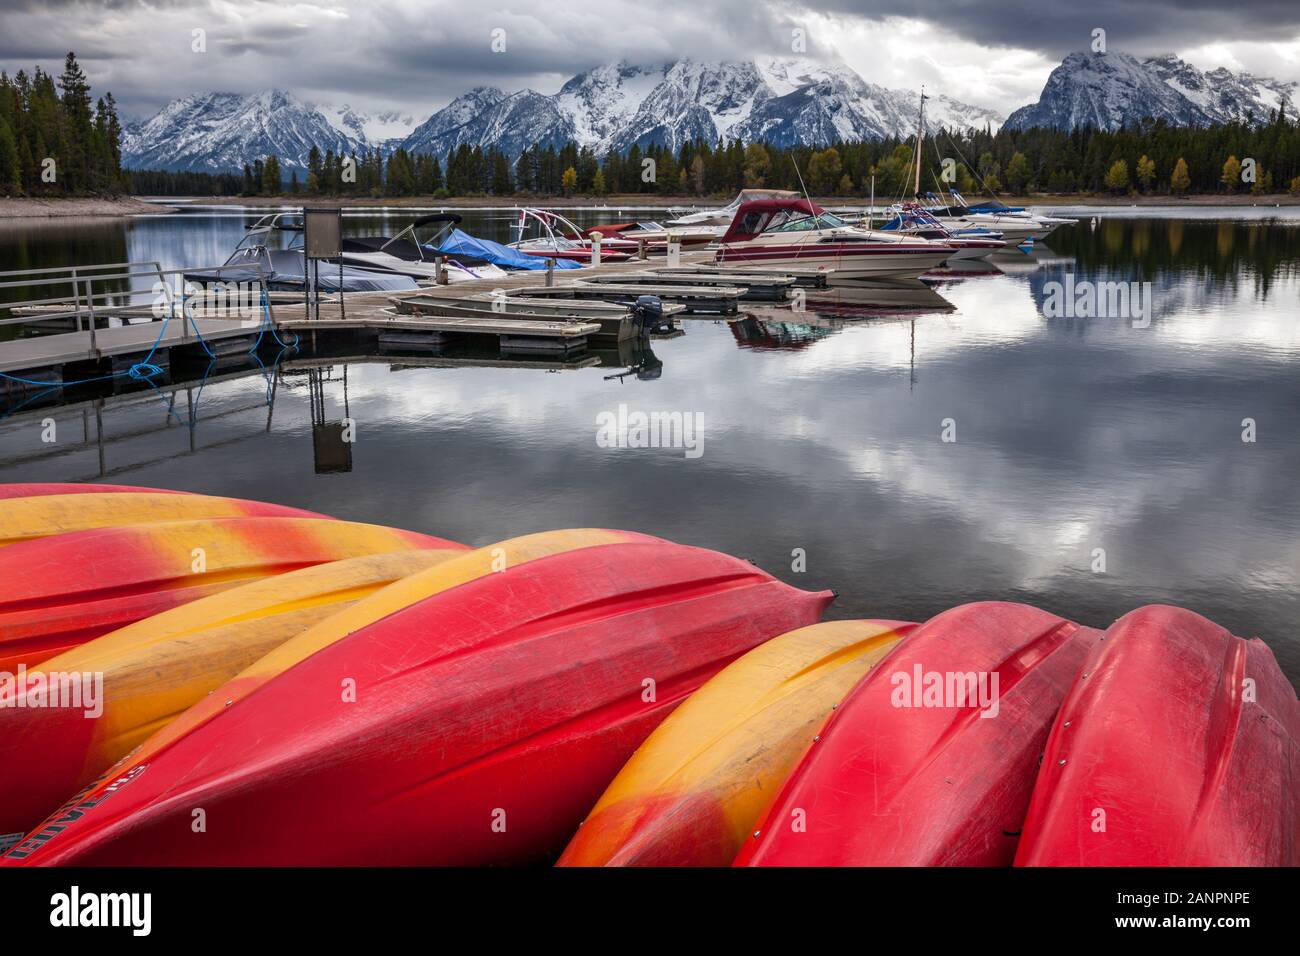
[
  {"xmin": 0, "ymin": 53, "xmax": 125, "ymax": 196},
  {"xmin": 13, "ymin": 51, "xmax": 1293, "ymax": 201},
  {"xmin": 132, "ymin": 111, "xmax": 1300, "ymax": 200}
]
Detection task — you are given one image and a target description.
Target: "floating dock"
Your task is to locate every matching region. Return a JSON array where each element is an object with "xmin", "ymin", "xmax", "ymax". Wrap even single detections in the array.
[{"xmin": 0, "ymin": 250, "xmax": 834, "ymax": 384}]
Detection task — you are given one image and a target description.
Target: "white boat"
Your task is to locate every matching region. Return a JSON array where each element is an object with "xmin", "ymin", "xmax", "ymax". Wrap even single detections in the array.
[
  {"xmin": 508, "ymin": 208, "xmax": 635, "ymax": 263},
  {"xmin": 921, "ymin": 192, "xmax": 1076, "ymax": 244},
  {"xmin": 666, "ymin": 189, "xmax": 803, "ymax": 233},
  {"xmin": 338, "ymin": 214, "xmax": 509, "ymax": 283},
  {"xmin": 873, "ymin": 204, "xmax": 1006, "ymax": 260},
  {"xmin": 715, "ymin": 198, "xmax": 955, "ymax": 279}
]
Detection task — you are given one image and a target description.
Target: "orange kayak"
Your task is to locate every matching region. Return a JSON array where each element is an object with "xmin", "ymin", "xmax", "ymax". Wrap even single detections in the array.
[
  {"xmin": 0, "ymin": 517, "xmax": 462, "ymax": 671},
  {"xmin": 558, "ymin": 619, "xmax": 914, "ymax": 866}
]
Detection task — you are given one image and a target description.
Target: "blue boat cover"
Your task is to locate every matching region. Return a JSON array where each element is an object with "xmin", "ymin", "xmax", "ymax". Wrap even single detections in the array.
[{"xmin": 427, "ymin": 229, "xmax": 582, "ymax": 271}]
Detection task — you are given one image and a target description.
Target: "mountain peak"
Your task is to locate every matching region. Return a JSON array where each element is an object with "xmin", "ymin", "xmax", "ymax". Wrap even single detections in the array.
[{"xmin": 1006, "ymin": 49, "xmax": 1293, "ymax": 130}]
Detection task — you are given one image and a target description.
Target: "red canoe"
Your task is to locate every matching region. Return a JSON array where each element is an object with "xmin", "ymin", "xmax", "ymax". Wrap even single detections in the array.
[
  {"xmin": 5, "ymin": 536, "xmax": 832, "ymax": 865},
  {"xmin": 734, "ymin": 602, "xmax": 1100, "ymax": 866},
  {"xmin": 1015, "ymin": 605, "xmax": 1300, "ymax": 866},
  {"xmin": 0, "ymin": 517, "xmax": 461, "ymax": 671}
]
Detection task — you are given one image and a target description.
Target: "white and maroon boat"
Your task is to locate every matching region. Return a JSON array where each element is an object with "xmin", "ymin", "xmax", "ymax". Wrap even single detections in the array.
[{"xmin": 715, "ymin": 198, "xmax": 957, "ymax": 279}]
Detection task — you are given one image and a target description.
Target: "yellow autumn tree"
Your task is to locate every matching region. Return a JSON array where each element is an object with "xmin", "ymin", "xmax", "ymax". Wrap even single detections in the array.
[
  {"xmin": 1171, "ymin": 157, "xmax": 1191, "ymax": 194},
  {"xmin": 1221, "ymin": 155, "xmax": 1241, "ymax": 192}
]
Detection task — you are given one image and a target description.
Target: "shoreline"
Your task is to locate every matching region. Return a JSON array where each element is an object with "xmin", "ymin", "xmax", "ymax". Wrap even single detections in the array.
[
  {"xmin": 2, "ymin": 192, "xmax": 1297, "ymax": 220},
  {"xmin": 0, "ymin": 196, "xmax": 178, "ymax": 220},
  {"xmin": 159, "ymin": 192, "xmax": 1300, "ymax": 211}
]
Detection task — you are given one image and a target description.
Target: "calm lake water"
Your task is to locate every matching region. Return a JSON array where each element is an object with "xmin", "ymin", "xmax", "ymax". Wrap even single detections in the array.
[{"xmin": 2, "ymin": 203, "xmax": 1298, "ymax": 686}]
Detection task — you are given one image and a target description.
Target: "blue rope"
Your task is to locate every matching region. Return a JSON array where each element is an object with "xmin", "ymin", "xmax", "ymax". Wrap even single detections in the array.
[{"xmin": 1, "ymin": 293, "xmax": 222, "ymax": 390}]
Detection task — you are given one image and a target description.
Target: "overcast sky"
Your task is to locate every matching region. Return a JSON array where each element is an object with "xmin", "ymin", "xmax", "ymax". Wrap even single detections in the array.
[{"xmin": 2, "ymin": 0, "xmax": 1299, "ymax": 121}]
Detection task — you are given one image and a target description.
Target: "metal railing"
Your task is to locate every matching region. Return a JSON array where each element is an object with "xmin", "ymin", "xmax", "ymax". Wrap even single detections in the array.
[{"xmin": 0, "ymin": 261, "xmax": 275, "ymax": 350}]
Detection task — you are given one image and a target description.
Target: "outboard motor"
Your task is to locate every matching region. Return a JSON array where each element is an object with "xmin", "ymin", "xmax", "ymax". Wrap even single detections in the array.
[{"xmin": 631, "ymin": 295, "xmax": 671, "ymax": 336}]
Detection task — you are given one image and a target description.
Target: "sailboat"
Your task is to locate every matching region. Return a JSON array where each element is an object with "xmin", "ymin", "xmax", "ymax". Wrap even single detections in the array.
[{"xmin": 904, "ymin": 90, "xmax": 1076, "ymax": 244}]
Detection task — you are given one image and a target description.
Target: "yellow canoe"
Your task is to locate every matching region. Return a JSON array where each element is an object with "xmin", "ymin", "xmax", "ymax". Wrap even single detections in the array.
[
  {"xmin": 0, "ymin": 491, "xmax": 319, "ymax": 548},
  {"xmin": 557, "ymin": 618, "xmax": 916, "ymax": 866},
  {"xmin": 0, "ymin": 547, "xmax": 463, "ymax": 838}
]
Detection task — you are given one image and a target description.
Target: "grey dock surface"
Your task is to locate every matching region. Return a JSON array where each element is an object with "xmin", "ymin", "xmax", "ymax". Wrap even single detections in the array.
[{"xmin": 0, "ymin": 249, "xmax": 758, "ymax": 377}]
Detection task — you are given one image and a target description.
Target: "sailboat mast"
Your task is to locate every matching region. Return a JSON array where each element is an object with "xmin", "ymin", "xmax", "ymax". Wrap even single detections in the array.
[{"xmin": 913, "ymin": 88, "xmax": 926, "ymax": 199}]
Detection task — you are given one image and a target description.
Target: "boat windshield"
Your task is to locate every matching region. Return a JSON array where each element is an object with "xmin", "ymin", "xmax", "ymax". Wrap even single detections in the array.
[{"xmin": 767, "ymin": 211, "xmax": 849, "ymax": 233}]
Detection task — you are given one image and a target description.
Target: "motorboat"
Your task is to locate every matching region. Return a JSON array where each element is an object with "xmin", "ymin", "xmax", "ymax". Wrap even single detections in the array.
[
  {"xmin": 666, "ymin": 189, "xmax": 802, "ymax": 233},
  {"xmin": 509, "ymin": 208, "xmax": 634, "ymax": 263},
  {"xmin": 185, "ymin": 215, "xmax": 418, "ymax": 294},
  {"xmin": 580, "ymin": 220, "xmax": 717, "ymax": 249},
  {"xmin": 337, "ymin": 214, "xmax": 509, "ymax": 283},
  {"xmin": 874, "ymin": 204, "xmax": 1006, "ymax": 260},
  {"xmin": 714, "ymin": 198, "xmax": 956, "ymax": 280},
  {"xmin": 921, "ymin": 191, "xmax": 1076, "ymax": 244}
]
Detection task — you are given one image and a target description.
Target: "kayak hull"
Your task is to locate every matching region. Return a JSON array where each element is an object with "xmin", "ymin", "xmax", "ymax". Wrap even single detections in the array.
[
  {"xmin": 558, "ymin": 619, "xmax": 914, "ymax": 867},
  {"xmin": 5, "ymin": 536, "xmax": 832, "ymax": 865},
  {"xmin": 0, "ymin": 517, "xmax": 460, "ymax": 671},
  {"xmin": 735, "ymin": 602, "xmax": 1099, "ymax": 866},
  {"xmin": 0, "ymin": 492, "xmax": 321, "ymax": 548},
  {"xmin": 1015, "ymin": 605, "xmax": 1300, "ymax": 867},
  {"xmin": 0, "ymin": 548, "xmax": 464, "ymax": 839}
]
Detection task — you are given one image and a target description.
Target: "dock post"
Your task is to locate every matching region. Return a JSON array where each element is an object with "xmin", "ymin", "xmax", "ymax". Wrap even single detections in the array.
[
  {"xmin": 436, "ymin": 257, "xmax": 447, "ymax": 285},
  {"xmin": 85, "ymin": 277, "xmax": 97, "ymax": 351},
  {"xmin": 591, "ymin": 232, "xmax": 603, "ymax": 268},
  {"xmin": 638, "ymin": 238, "xmax": 647, "ymax": 260},
  {"xmin": 667, "ymin": 235, "xmax": 681, "ymax": 268},
  {"xmin": 546, "ymin": 257, "xmax": 555, "ymax": 287}
]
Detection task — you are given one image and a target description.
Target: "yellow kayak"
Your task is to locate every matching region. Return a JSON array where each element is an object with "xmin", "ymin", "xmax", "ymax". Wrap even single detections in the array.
[
  {"xmin": 0, "ymin": 547, "xmax": 463, "ymax": 838},
  {"xmin": 0, "ymin": 491, "xmax": 319, "ymax": 548},
  {"xmin": 557, "ymin": 618, "xmax": 915, "ymax": 866}
]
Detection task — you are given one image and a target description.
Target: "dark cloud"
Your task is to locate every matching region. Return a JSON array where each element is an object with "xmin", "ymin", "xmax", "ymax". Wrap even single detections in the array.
[{"xmin": 812, "ymin": 1, "xmax": 1300, "ymax": 57}]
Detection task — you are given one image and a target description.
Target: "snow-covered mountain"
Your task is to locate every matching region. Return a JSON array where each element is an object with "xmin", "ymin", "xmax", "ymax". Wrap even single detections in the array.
[
  {"xmin": 405, "ymin": 57, "xmax": 999, "ymax": 158},
  {"xmin": 319, "ymin": 103, "xmax": 418, "ymax": 148},
  {"xmin": 1005, "ymin": 51, "xmax": 1295, "ymax": 131},
  {"xmin": 123, "ymin": 57, "xmax": 1001, "ymax": 172},
  {"xmin": 121, "ymin": 90, "xmax": 369, "ymax": 173}
]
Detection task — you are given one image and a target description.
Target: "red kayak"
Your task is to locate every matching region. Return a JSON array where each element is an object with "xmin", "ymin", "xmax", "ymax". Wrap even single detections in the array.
[
  {"xmin": 5, "ymin": 536, "xmax": 832, "ymax": 865},
  {"xmin": 734, "ymin": 602, "xmax": 1100, "ymax": 866},
  {"xmin": 1015, "ymin": 605, "xmax": 1300, "ymax": 866},
  {"xmin": 0, "ymin": 517, "xmax": 461, "ymax": 671}
]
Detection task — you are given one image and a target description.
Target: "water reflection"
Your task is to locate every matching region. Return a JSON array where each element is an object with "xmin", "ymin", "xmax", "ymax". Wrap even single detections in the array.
[{"xmin": 1, "ymin": 210, "xmax": 1298, "ymax": 686}]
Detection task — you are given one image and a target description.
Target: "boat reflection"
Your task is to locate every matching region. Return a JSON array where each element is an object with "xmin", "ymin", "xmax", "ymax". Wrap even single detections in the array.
[{"xmin": 732, "ymin": 279, "xmax": 954, "ymax": 350}]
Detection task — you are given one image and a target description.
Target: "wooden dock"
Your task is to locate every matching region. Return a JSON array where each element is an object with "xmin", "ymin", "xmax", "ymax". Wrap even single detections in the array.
[{"xmin": 1, "ymin": 249, "xmax": 831, "ymax": 384}]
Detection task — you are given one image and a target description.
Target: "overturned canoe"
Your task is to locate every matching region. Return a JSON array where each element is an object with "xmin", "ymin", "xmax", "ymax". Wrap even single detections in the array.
[
  {"xmin": 0, "ymin": 492, "xmax": 321, "ymax": 548},
  {"xmin": 1015, "ymin": 605, "xmax": 1300, "ymax": 866},
  {"xmin": 734, "ymin": 602, "xmax": 1100, "ymax": 866},
  {"xmin": 558, "ymin": 619, "xmax": 914, "ymax": 867},
  {"xmin": 0, "ymin": 484, "xmax": 191, "ymax": 500},
  {"xmin": 0, "ymin": 517, "xmax": 460, "ymax": 672},
  {"xmin": 0, "ymin": 547, "xmax": 465, "ymax": 840},
  {"xmin": 4, "ymin": 532, "xmax": 833, "ymax": 865}
]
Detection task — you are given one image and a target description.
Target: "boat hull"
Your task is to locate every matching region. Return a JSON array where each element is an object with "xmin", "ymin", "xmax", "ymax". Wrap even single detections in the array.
[
  {"xmin": 734, "ymin": 602, "xmax": 1100, "ymax": 866},
  {"xmin": 0, "ymin": 517, "xmax": 458, "ymax": 671},
  {"xmin": 715, "ymin": 244, "xmax": 952, "ymax": 279},
  {"xmin": 557, "ymin": 619, "xmax": 913, "ymax": 867},
  {"xmin": 1015, "ymin": 605, "xmax": 1300, "ymax": 866},
  {"xmin": 0, "ymin": 548, "xmax": 464, "ymax": 839},
  {"xmin": 3, "ymin": 536, "xmax": 833, "ymax": 866}
]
